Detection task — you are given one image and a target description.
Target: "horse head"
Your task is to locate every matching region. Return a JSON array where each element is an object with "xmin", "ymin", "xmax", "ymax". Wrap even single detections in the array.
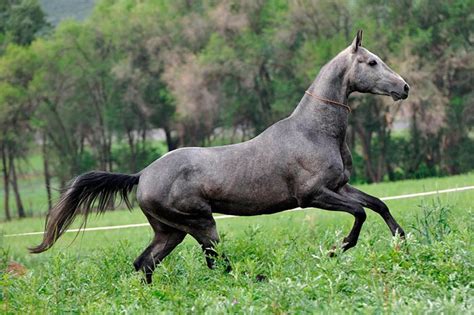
[{"xmin": 346, "ymin": 30, "xmax": 409, "ymax": 101}]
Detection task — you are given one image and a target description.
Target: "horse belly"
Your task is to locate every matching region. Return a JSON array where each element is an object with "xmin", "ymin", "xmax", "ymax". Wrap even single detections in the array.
[
  {"xmin": 210, "ymin": 197, "xmax": 298, "ymax": 216},
  {"xmin": 205, "ymin": 175, "xmax": 297, "ymax": 216}
]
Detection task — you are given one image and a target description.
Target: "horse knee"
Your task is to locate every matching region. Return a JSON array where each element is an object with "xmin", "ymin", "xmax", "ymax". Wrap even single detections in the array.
[{"xmin": 354, "ymin": 207, "xmax": 367, "ymax": 222}]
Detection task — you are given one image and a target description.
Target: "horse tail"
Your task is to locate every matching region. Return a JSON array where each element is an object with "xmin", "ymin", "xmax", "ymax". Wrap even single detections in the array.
[{"xmin": 29, "ymin": 171, "xmax": 140, "ymax": 254}]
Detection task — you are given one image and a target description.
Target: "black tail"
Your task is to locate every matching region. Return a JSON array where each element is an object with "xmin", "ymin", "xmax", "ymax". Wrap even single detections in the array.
[{"xmin": 29, "ymin": 171, "xmax": 140, "ymax": 254}]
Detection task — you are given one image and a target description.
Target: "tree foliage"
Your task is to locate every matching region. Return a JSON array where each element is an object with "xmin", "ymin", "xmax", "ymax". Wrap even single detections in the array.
[{"xmin": 0, "ymin": 0, "xmax": 473, "ymax": 219}]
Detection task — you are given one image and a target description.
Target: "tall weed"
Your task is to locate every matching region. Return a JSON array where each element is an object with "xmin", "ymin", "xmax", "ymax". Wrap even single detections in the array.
[{"xmin": 411, "ymin": 198, "xmax": 452, "ymax": 244}]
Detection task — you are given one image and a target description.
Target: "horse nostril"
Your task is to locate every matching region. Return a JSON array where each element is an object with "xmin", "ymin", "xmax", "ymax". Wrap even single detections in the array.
[{"xmin": 404, "ymin": 84, "xmax": 410, "ymax": 93}]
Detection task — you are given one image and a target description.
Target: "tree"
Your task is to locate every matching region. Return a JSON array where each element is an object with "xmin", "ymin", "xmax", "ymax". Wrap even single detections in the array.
[
  {"xmin": 0, "ymin": 0, "xmax": 48, "ymax": 48},
  {"xmin": 0, "ymin": 0, "xmax": 48, "ymax": 219},
  {"xmin": 31, "ymin": 32, "xmax": 97, "ymax": 186},
  {"xmin": 0, "ymin": 44, "xmax": 39, "ymax": 218},
  {"xmin": 1, "ymin": 0, "xmax": 473, "ymax": 220}
]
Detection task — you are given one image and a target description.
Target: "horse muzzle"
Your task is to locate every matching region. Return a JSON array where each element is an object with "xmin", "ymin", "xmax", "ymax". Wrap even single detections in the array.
[{"xmin": 390, "ymin": 82, "xmax": 410, "ymax": 101}]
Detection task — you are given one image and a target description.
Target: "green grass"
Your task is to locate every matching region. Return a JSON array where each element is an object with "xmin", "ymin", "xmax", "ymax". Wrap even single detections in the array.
[{"xmin": 1, "ymin": 174, "xmax": 473, "ymax": 313}]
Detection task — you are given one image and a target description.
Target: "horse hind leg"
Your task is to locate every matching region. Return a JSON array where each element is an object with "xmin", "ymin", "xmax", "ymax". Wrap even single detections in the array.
[
  {"xmin": 187, "ymin": 216, "xmax": 231, "ymax": 272},
  {"xmin": 133, "ymin": 217, "xmax": 186, "ymax": 284},
  {"xmin": 161, "ymin": 195, "xmax": 231, "ymax": 272}
]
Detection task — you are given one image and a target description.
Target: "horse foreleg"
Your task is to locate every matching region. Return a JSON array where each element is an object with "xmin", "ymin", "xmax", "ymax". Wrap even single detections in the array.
[
  {"xmin": 341, "ymin": 142, "xmax": 353, "ymax": 180},
  {"xmin": 339, "ymin": 184, "xmax": 405, "ymax": 238},
  {"xmin": 307, "ymin": 187, "xmax": 367, "ymax": 253}
]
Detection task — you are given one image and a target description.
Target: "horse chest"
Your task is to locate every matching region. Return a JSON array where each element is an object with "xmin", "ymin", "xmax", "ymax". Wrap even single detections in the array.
[{"xmin": 291, "ymin": 150, "xmax": 346, "ymax": 200}]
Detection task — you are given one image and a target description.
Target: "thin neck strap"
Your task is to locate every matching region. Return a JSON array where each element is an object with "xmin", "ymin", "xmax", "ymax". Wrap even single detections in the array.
[{"xmin": 305, "ymin": 90, "xmax": 351, "ymax": 113}]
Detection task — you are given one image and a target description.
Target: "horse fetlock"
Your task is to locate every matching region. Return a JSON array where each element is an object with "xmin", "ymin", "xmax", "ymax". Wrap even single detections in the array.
[
  {"xmin": 133, "ymin": 255, "xmax": 156, "ymax": 273},
  {"xmin": 133, "ymin": 257, "xmax": 143, "ymax": 272},
  {"xmin": 144, "ymin": 272, "xmax": 153, "ymax": 285},
  {"xmin": 204, "ymin": 252, "xmax": 232, "ymax": 272},
  {"xmin": 342, "ymin": 237, "xmax": 357, "ymax": 251},
  {"xmin": 205, "ymin": 256, "xmax": 216, "ymax": 269},
  {"xmin": 396, "ymin": 227, "xmax": 406, "ymax": 239},
  {"xmin": 133, "ymin": 258, "xmax": 155, "ymax": 284}
]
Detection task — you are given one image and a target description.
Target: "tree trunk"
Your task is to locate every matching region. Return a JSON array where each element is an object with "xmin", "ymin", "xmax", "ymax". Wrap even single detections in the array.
[
  {"xmin": 1, "ymin": 145, "xmax": 11, "ymax": 221},
  {"xmin": 127, "ymin": 129, "xmax": 137, "ymax": 173},
  {"xmin": 164, "ymin": 125, "xmax": 176, "ymax": 151},
  {"xmin": 355, "ymin": 123, "xmax": 377, "ymax": 183},
  {"xmin": 42, "ymin": 133, "xmax": 53, "ymax": 211},
  {"xmin": 254, "ymin": 63, "xmax": 273, "ymax": 132},
  {"xmin": 9, "ymin": 156, "xmax": 25, "ymax": 218},
  {"xmin": 375, "ymin": 127, "xmax": 391, "ymax": 182},
  {"xmin": 106, "ymin": 132, "xmax": 113, "ymax": 172},
  {"xmin": 409, "ymin": 110, "xmax": 423, "ymax": 174}
]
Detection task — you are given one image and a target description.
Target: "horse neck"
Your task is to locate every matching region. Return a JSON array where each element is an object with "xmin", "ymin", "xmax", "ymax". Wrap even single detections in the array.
[{"xmin": 290, "ymin": 54, "xmax": 351, "ymax": 140}]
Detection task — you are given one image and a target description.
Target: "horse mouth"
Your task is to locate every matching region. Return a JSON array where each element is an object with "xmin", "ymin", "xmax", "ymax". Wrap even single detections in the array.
[{"xmin": 390, "ymin": 91, "xmax": 408, "ymax": 101}]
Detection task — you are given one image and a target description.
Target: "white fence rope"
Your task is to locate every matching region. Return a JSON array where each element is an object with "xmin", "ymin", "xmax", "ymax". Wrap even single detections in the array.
[{"xmin": 4, "ymin": 185, "xmax": 474, "ymax": 238}]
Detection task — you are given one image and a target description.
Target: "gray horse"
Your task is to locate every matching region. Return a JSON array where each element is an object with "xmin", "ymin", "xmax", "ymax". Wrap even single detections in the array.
[{"xmin": 31, "ymin": 30, "xmax": 409, "ymax": 284}]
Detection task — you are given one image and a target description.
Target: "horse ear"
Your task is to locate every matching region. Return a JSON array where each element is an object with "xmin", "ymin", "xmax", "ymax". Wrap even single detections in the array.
[{"xmin": 351, "ymin": 29, "xmax": 363, "ymax": 53}]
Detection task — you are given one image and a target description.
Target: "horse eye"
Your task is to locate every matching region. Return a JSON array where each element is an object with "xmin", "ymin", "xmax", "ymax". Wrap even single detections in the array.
[{"xmin": 368, "ymin": 60, "xmax": 377, "ymax": 66}]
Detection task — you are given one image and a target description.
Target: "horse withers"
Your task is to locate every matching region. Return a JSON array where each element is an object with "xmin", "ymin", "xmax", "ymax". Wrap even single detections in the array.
[{"xmin": 31, "ymin": 30, "xmax": 409, "ymax": 284}]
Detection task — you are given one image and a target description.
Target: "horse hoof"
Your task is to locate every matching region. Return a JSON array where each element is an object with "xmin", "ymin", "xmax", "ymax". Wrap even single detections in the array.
[
  {"xmin": 133, "ymin": 262, "xmax": 140, "ymax": 272},
  {"xmin": 143, "ymin": 273, "xmax": 153, "ymax": 285}
]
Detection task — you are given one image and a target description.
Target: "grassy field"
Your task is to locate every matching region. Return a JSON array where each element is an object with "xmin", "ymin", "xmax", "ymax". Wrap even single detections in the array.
[{"xmin": 1, "ymin": 174, "xmax": 473, "ymax": 313}]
